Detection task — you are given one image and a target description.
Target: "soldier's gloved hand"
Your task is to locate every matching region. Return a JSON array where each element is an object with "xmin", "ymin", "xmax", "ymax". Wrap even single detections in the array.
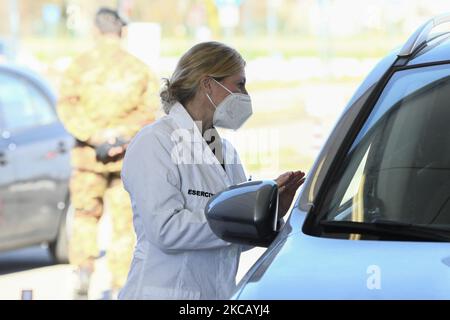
[
  {"xmin": 95, "ymin": 142, "xmax": 114, "ymax": 164},
  {"xmin": 95, "ymin": 137, "xmax": 129, "ymax": 164}
]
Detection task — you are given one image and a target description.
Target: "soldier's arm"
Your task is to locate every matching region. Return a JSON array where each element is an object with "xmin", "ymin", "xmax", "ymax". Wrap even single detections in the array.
[
  {"xmin": 58, "ymin": 94, "xmax": 107, "ymax": 144},
  {"xmin": 57, "ymin": 65, "xmax": 92, "ymax": 142},
  {"xmin": 111, "ymin": 68, "xmax": 161, "ymax": 142},
  {"xmin": 57, "ymin": 62, "xmax": 111, "ymax": 145}
]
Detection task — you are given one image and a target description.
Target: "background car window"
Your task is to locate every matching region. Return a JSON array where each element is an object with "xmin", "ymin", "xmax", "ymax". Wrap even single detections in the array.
[
  {"xmin": 0, "ymin": 73, "xmax": 56, "ymax": 131},
  {"xmin": 322, "ymin": 64, "xmax": 450, "ymax": 227}
]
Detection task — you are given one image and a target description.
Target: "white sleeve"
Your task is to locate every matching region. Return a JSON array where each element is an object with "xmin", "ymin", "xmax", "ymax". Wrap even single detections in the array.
[{"xmin": 122, "ymin": 129, "xmax": 230, "ymax": 253}]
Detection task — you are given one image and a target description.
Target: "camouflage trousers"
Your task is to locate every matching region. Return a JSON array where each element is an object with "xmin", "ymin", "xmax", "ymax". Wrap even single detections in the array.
[{"xmin": 68, "ymin": 169, "xmax": 134, "ymax": 290}]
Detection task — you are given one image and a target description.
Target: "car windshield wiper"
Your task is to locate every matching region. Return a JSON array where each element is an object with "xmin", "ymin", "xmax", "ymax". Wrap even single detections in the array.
[{"xmin": 319, "ymin": 219, "xmax": 450, "ymax": 242}]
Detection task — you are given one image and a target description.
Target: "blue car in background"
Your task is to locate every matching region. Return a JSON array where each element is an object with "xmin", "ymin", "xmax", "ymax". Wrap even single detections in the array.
[
  {"xmin": 0, "ymin": 64, "xmax": 73, "ymax": 263},
  {"xmin": 206, "ymin": 14, "xmax": 450, "ymax": 299}
]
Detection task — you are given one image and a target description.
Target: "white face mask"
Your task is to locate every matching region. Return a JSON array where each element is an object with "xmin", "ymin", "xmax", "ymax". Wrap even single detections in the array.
[{"xmin": 206, "ymin": 78, "xmax": 253, "ymax": 130}]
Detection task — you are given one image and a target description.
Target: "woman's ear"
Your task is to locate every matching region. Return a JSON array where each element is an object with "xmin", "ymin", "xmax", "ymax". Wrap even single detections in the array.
[{"xmin": 200, "ymin": 76, "xmax": 212, "ymax": 95}]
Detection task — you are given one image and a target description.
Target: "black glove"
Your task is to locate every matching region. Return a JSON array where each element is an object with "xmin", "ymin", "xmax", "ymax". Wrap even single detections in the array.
[{"xmin": 95, "ymin": 137, "xmax": 128, "ymax": 164}]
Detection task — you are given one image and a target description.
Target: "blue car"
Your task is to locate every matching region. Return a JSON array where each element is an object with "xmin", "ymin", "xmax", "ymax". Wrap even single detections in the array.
[
  {"xmin": 206, "ymin": 14, "xmax": 450, "ymax": 299},
  {"xmin": 0, "ymin": 64, "xmax": 74, "ymax": 263}
]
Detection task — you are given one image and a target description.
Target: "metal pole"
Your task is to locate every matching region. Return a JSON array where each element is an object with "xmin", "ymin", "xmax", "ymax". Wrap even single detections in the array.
[
  {"xmin": 8, "ymin": 0, "xmax": 20, "ymax": 61},
  {"xmin": 267, "ymin": 0, "xmax": 279, "ymax": 56},
  {"xmin": 318, "ymin": 0, "xmax": 331, "ymax": 62}
]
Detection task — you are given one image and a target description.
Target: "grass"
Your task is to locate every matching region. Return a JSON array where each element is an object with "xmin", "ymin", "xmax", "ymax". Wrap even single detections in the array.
[
  {"xmin": 22, "ymin": 33, "xmax": 403, "ymax": 65},
  {"xmin": 242, "ymin": 146, "xmax": 315, "ymax": 174},
  {"xmin": 246, "ymin": 104, "xmax": 309, "ymax": 128},
  {"xmin": 160, "ymin": 34, "xmax": 404, "ymax": 59},
  {"xmin": 246, "ymin": 77, "xmax": 361, "ymax": 91}
]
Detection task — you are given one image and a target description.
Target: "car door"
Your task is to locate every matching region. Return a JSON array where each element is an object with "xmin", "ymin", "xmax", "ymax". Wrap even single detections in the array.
[
  {"xmin": 0, "ymin": 115, "xmax": 19, "ymax": 248},
  {"xmin": 0, "ymin": 70, "xmax": 72, "ymax": 244}
]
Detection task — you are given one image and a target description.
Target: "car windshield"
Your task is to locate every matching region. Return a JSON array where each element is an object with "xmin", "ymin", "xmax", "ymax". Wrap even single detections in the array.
[{"xmin": 319, "ymin": 63, "xmax": 450, "ymax": 238}]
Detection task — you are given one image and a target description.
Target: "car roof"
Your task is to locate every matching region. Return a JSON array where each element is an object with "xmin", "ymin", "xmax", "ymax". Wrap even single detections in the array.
[
  {"xmin": 406, "ymin": 32, "xmax": 450, "ymax": 66},
  {"xmin": 0, "ymin": 64, "xmax": 57, "ymax": 105},
  {"xmin": 347, "ymin": 16, "xmax": 450, "ymax": 109},
  {"xmin": 394, "ymin": 13, "xmax": 450, "ymax": 67}
]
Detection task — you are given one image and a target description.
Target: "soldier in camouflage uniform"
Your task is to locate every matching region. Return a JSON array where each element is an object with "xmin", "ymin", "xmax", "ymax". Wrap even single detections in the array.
[{"xmin": 57, "ymin": 7, "xmax": 159, "ymax": 297}]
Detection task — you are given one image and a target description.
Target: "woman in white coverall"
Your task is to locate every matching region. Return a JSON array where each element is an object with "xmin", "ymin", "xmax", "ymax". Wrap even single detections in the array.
[{"xmin": 119, "ymin": 42, "xmax": 305, "ymax": 300}]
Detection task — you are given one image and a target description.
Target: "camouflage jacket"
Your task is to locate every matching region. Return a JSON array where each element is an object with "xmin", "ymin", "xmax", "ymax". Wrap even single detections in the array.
[{"xmin": 57, "ymin": 37, "xmax": 160, "ymax": 172}]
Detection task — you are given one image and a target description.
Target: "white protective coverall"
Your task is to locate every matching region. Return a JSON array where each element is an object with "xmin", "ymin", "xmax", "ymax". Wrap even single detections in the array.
[{"xmin": 119, "ymin": 102, "xmax": 248, "ymax": 299}]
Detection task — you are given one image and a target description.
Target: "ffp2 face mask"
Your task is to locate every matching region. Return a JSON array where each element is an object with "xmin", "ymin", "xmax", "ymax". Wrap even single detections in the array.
[{"xmin": 206, "ymin": 78, "xmax": 253, "ymax": 130}]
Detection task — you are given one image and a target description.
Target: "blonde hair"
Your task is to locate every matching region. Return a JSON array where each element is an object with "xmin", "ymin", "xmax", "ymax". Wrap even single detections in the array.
[{"xmin": 160, "ymin": 41, "xmax": 245, "ymax": 114}]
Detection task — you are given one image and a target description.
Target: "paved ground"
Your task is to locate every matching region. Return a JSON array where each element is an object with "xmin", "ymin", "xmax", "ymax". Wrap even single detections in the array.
[
  {"xmin": 0, "ymin": 245, "xmax": 265, "ymax": 300},
  {"xmin": 0, "ymin": 205, "xmax": 266, "ymax": 300},
  {"xmin": 0, "ymin": 246, "xmax": 74, "ymax": 300}
]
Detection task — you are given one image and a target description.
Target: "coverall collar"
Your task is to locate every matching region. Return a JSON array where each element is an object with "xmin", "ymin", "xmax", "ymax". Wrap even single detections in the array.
[
  {"xmin": 169, "ymin": 102, "xmax": 232, "ymax": 186},
  {"xmin": 169, "ymin": 102, "xmax": 197, "ymax": 130}
]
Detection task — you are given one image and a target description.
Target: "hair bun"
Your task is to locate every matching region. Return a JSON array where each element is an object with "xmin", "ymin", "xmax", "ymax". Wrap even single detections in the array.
[{"xmin": 160, "ymin": 78, "xmax": 176, "ymax": 114}]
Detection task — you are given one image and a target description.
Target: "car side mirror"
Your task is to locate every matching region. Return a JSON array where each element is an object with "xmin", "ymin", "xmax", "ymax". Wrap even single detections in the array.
[{"xmin": 205, "ymin": 180, "xmax": 279, "ymax": 247}]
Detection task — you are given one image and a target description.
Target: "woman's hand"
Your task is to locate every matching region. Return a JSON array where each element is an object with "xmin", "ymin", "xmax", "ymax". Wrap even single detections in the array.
[{"xmin": 275, "ymin": 170, "xmax": 306, "ymax": 218}]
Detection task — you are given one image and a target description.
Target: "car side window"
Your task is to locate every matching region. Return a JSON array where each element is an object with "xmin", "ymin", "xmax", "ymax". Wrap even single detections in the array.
[
  {"xmin": 0, "ymin": 72, "xmax": 56, "ymax": 132},
  {"xmin": 318, "ymin": 63, "xmax": 450, "ymax": 231}
]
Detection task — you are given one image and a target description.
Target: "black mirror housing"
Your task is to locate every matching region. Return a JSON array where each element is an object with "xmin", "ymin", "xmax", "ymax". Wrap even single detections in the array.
[{"xmin": 205, "ymin": 180, "xmax": 279, "ymax": 247}]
